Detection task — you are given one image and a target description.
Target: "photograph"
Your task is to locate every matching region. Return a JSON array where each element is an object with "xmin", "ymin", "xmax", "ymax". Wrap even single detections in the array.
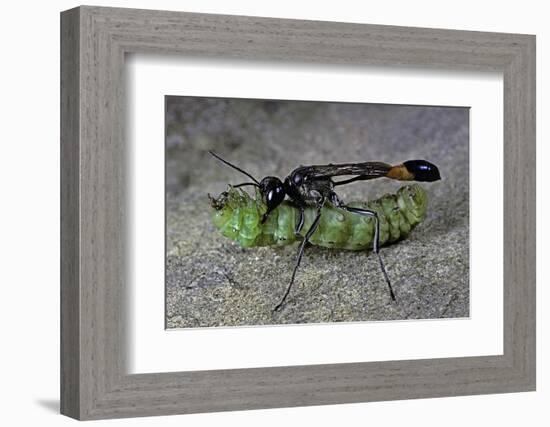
[
  {"xmin": 53, "ymin": 3, "xmax": 536, "ymax": 422},
  {"xmin": 165, "ymin": 96, "xmax": 469, "ymax": 328}
]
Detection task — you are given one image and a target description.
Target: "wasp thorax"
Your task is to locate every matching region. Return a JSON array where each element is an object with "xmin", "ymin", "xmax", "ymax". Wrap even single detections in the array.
[{"xmin": 292, "ymin": 172, "xmax": 303, "ymax": 185}]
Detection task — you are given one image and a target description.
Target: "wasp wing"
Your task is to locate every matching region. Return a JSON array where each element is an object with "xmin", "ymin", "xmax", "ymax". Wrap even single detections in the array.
[
  {"xmin": 301, "ymin": 162, "xmax": 392, "ymax": 179},
  {"xmin": 296, "ymin": 162, "xmax": 392, "ymax": 186}
]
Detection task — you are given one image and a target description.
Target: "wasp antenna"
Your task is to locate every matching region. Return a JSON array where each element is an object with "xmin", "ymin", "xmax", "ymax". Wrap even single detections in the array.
[
  {"xmin": 233, "ymin": 182, "xmax": 260, "ymax": 189},
  {"xmin": 209, "ymin": 151, "xmax": 260, "ymax": 185}
]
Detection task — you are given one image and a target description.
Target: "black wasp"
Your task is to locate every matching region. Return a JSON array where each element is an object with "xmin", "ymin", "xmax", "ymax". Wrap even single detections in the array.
[{"xmin": 210, "ymin": 151, "xmax": 441, "ymax": 311}]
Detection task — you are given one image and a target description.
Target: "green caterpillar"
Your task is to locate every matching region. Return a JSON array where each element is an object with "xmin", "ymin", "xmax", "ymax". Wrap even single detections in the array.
[{"xmin": 210, "ymin": 184, "xmax": 428, "ymax": 250}]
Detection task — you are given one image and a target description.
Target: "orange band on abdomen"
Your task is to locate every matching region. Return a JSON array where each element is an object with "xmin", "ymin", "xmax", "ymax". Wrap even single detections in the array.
[{"xmin": 387, "ymin": 164, "xmax": 415, "ymax": 181}]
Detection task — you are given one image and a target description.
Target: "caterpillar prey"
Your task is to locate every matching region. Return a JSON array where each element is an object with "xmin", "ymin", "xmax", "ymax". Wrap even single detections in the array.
[{"xmin": 209, "ymin": 152, "xmax": 441, "ymax": 311}]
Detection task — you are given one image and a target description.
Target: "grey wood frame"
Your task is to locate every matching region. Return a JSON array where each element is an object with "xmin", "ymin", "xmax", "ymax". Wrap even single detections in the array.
[{"xmin": 60, "ymin": 5, "xmax": 536, "ymax": 420}]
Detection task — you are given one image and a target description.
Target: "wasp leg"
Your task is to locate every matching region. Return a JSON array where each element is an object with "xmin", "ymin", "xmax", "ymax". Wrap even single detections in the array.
[
  {"xmin": 294, "ymin": 206, "xmax": 305, "ymax": 237},
  {"xmin": 274, "ymin": 202, "xmax": 324, "ymax": 312},
  {"xmin": 338, "ymin": 203, "xmax": 396, "ymax": 301}
]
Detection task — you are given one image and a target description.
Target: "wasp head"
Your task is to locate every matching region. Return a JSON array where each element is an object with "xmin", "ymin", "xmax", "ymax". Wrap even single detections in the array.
[{"xmin": 259, "ymin": 176, "xmax": 286, "ymax": 223}]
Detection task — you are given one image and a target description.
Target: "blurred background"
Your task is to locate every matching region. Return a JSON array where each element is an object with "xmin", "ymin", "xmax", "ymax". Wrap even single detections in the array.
[{"xmin": 165, "ymin": 96, "xmax": 469, "ymax": 328}]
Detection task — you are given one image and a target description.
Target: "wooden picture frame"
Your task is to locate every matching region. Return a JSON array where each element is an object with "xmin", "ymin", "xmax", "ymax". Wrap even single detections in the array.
[{"xmin": 60, "ymin": 6, "xmax": 536, "ymax": 420}]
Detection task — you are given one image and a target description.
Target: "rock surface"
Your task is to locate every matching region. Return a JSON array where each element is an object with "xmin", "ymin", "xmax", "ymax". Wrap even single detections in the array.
[{"xmin": 165, "ymin": 97, "xmax": 469, "ymax": 328}]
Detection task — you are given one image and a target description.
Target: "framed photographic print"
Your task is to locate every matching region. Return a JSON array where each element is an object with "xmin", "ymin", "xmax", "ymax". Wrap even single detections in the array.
[{"xmin": 61, "ymin": 6, "xmax": 535, "ymax": 420}]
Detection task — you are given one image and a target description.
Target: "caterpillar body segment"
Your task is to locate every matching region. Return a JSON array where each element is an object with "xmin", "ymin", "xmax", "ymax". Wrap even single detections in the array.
[{"xmin": 210, "ymin": 184, "xmax": 428, "ymax": 250}]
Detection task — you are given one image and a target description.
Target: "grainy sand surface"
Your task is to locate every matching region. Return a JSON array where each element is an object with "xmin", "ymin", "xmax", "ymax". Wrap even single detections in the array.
[{"xmin": 165, "ymin": 97, "xmax": 469, "ymax": 328}]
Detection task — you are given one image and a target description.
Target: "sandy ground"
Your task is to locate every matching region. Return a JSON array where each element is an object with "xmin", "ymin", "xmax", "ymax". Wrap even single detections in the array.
[{"xmin": 165, "ymin": 97, "xmax": 469, "ymax": 328}]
